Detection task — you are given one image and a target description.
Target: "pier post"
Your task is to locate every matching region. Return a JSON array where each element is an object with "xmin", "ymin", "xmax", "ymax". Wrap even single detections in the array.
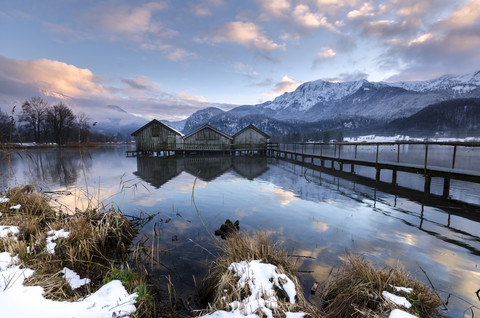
[
  {"xmin": 351, "ymin": 164, "xmax": 355, "ymax": 173},
  {"xmin": 375, "ymin": 168, "xmax": 381, "ymax": 181},
  {"xmin": 443, "ymin": 178, "xmax": 450, "ymax": 198},
  {"xmin": 452, "ymin": 145, "xmax": 457, "ymax": 169},
  {"xmin": 424, "ymin": 176, "xmax": 432, "ymax": 194},
  {"xmin": 392, "ymin": 170, "xmax": 397, "ymax": 185},
  {"xmin": 424, "ymin": 144, "xmax": 429, "ymax": 174}
]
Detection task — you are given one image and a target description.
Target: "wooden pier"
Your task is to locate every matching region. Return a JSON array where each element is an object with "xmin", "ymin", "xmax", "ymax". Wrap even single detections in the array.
[{"xmin": 267, "ymin": 141, "xmax": 480, "ymax": 199}]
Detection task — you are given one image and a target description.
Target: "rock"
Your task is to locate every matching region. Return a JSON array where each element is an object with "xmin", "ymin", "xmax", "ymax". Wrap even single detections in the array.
[{"xmin": 214, "ymin": 219, "xmax": 239, "ymax": 239}]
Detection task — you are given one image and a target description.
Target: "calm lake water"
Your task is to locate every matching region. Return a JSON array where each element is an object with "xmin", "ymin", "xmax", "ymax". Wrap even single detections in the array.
[{"xmin": 2, "ymin": 144, "xmax": 480, "ymax": 317}]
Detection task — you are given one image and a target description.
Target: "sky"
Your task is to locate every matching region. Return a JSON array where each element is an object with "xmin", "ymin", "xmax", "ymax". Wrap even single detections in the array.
[{"xmin": 1, "ymin": 0, "xmax": 480, "ymax": 121}]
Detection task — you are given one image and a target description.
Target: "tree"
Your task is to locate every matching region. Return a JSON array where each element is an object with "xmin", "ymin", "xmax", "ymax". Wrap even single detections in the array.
[
  {"xmin": 19, "ymin": 97, "xmax": 48, "ymax": 143},
  {"xmin": 75, "ymin": 112, "xmax": 90, "ymax": 143},
  {"xmin": 46, "ymin": 102, "xmax": 75, "ymax": 145}
]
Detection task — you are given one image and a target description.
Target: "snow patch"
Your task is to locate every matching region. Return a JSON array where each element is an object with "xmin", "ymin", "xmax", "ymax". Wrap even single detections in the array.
[
  {"xmin": 200, "ymin": 260, "xmax": 304, "ymax": 318},
  {"xmin": 62, "ymin": 267, "xmax": 91, "ymax": 289},
  {"xmin": 9, "ymin": 204, "xmax": 21, "ymax": 210},
  {"xmin": 0, "ymin": 197, "xmax": 10, "ymax": 203},
  {"xmin": 0, "ymin": 226, "xmax": 19, "ymax": 238},
  {"xmin": 389, "ymin": 308, "xmax": 417, "ymax": 318},
  {"xmin": 382, "ymin": 291, "xmax": 412, "ymax": 308},
  {"xmin": 46, "ymin": 229, "xmax": 70, "ymax": 254}
]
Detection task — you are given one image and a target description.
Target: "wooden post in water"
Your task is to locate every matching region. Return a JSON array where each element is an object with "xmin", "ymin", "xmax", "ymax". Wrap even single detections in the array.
[
  {"xmin": 397, "ymin": 143, "xmax": 400, "ymax": 163},
  {"xmin": 302, "ymin": 143, "xmax": 305, "ymax": 162},
  {"xmin": 443, "ymin": 178, "xmax": 450, "ymax": 198},
  {"xmin": 452, "ymin": 145, "xmax": 457, "ymax": 169},
  {"xmin": 424, "ymin": 176, "xmax": 432, "ymax": 194},
  {"xmin": 424, "ymin": 143, "xmax": 429, "ymax": 175},
  {"xmin": 392, "ymin": 170, "xmax": 397, "ymax": 184}
]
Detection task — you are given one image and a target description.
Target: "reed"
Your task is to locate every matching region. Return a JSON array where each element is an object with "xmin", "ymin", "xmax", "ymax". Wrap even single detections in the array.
[
  {"xmin": 321, "ymin": 252, "xmax": 443, "ymax": 317},
  {"xmin": 0, "ymin": 186, "xmax": 158, "ymax": 317},
  {"xmin": 199, "ymin": 231, "xmax": 324, "ymax": 318}
]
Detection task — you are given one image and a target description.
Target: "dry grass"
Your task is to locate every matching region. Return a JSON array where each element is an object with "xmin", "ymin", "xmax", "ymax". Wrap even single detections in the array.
[
  {"xmin": 0, "ymin": 186, "xmax": 158, "ymax": 317},
  {"xmin": 199, "ymin": 231, "xmax": 324, "ymax": 318},
  {"xmin": 321, "ymin": 253, "xmax": 443, "ymax": 318}
]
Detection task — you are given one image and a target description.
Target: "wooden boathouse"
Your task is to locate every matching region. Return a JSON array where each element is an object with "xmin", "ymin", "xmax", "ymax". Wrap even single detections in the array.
[
  {"xmin": 130, "ymin": 119, "xmax": 183, "ymax": 156},
  {"xmin": 232, "ymin": 124, "xmax": 270, "ymax": 151},
  {"xmin": 183, "ymin": 124, "xmax": 232, "ymax": 150}
]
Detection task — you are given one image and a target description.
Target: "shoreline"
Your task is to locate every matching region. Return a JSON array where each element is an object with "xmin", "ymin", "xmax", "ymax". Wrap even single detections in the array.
[{"xmin": 0, "ymin": 186, "xmax": 446, "ymax": 317}]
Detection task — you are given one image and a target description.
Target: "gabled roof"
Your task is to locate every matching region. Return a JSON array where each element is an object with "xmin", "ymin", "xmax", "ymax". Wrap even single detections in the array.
[
  {"xmin": 183, "ymin": 124, "xmax": 232, "ymax": 140},
  {"xmin": 131, "ymin": 119, "xmax": 184, "ymax": 137},
  {"xmin": 232, "ymin": 124, "xmax": 270, "ymax": 139}
]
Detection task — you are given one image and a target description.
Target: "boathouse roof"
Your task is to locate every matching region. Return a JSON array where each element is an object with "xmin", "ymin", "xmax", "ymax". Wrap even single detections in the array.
[
  {"xmin": 183, "ymin": 124, "xmax": 233, "ymax": 140},
  {"xmin": 233, "ymin": 124, "xmax": 270, "ymax": 139},
  {"xmin": 131, "ymin": 119, "xmax": 184, "ymax": 137}
]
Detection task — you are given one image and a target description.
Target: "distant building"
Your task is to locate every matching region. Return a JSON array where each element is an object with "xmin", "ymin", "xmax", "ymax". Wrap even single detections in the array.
[
  {"xmin": 232, "ymin": 124, "xmax": 270, "ymax": 150},
  {"xmin": 131, "ymin": 119, "xmax": 183, "ymax": 155},
  {"xmin": 183, "ymin": 124, "xmax": 233, "ymax": 150}
]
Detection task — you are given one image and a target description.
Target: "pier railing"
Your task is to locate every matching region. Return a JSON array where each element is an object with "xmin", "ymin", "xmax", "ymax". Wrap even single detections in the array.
[{"xmin": 267, "ymin": 141, "xmax": 480, "ymax": 197}]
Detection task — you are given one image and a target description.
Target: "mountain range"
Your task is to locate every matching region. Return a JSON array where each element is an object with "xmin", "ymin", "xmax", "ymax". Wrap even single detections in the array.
[{"xmin": 104, "ymin": 70, "xmax": 480, "ymax": 139}]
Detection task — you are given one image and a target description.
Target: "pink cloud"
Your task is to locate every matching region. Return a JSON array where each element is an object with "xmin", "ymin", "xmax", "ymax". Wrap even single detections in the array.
[{"xmin": 211, "ymin": 21, "xmax": 285, "ymax": 50}]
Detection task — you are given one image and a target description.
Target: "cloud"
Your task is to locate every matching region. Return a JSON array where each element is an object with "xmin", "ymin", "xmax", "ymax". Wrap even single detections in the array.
[
  {"xmin": 258, "ymin": 0, "xmax": 291, "ymax": 18},
  {"xmin": 211, "ymin": 21, "xmax": 285, "ymax": 50},
  {"xmin": 378, "ymin": 0, "xmax": 480, "ymax": 81},
  {"xmin": 312, "ymin": 47, "xmax": 336, "ymax": 68},
  {"xmin": 292, "ymin": 4, "xmax": 335, "ymax": 30},
  {"xmin": 0, "ymin": 56, "xmax": 232, "ymax": 122},
  {"xmin": 263, "ymin": 75, "xmax": 302, "ymax": 96},
  {"xmin": 316, "ymin": 47, "xmax": 336, "ymax": 59},
  {"xmin": 84, "ymin": 2, "xmax": 194, "ymax": 61},
  {"xmin": 90, "ymin": 2, "xmax": 166, "ymax": 41},
  {"xmin": 323, "ymin": 70, "xmax": 369, "ymax": 82},
  {"xmin": 191, "ymin": 0, "xmax": 223, "ymax": 16},
  {"xmin": 363, "ymin": 19, "xmax": 416, "ymax": 38},
  {"xmin": 347, "ymin": 2, "xmax": 375, "ymax": 19},
  {"xmin": 0, "ymin": 56, "xmax": 107, "ymax": 98},
  {"xmin": 121, "ymin": 77, "xmax": 153, "ymax": 90},
  {"xmin": 438, "ymin": 0, "xmax": 480, "ymax": 29}
]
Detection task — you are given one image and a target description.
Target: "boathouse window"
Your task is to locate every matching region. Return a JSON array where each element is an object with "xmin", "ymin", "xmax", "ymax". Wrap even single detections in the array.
[{"xmin": 151, "ymin": 126, "xmax": 159, "ymax": 137}]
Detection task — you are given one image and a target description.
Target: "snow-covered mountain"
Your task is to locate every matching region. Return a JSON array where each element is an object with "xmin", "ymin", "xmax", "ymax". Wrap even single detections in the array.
[
  {"xmin": 227, "ymin": 70, "xmax": 480, "ymax": 122},
  {"xmin": 169, "ymin": 70, "xmax": 480, "ymax": 138},
  {"xmin": 182, "ymin": 107, "xmax": 225, "ymax": 133}
]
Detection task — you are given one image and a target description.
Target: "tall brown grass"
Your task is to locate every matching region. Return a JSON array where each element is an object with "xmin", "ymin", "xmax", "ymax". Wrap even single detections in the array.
[
  {"xmin": 321, "ymin": 253, "xmax": 443, "ymax": 317},
  {"xmin": 199, "ymin": 231, "xmax": 324, "ymax": 318}
]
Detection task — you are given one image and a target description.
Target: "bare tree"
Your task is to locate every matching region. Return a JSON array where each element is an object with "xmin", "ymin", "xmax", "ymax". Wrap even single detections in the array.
[
  {"xmin": 46, "ymin": 102, "xmax": 75, "ymax": 145},
  {"xmin": 19, "ymin": 97, "xmax": 48, "ymax": 143},
  {"xmin": 75, "ymin": 112, "xmax": 90, "ymax": 143}
]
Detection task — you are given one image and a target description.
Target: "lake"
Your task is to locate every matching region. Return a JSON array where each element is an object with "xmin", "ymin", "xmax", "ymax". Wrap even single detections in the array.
[{"xmin": 1, "ymin": 144, "xmax": 480, "ymax": 317}]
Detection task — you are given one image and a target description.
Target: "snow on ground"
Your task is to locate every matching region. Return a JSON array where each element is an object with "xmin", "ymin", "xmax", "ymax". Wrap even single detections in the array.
[
  {"xmin": 343, "ymin": 135, "xmax": 480, "ymax": 143},
  {"xmin": 0, "ymin": 226, "xmax": 138, "ymax": 317},
  {"xmin": 201, "ymin": 260, "xmax": 304, "ymax": 318},
  {"xmin": 61, "ymin": 267, "xmax": 91, "ymax": 289},
  {"xmin": 9, "ymin": 204, "xmax": 21, "ymax": 210},
  {"xmin": 382, "ymin": 291, "xmax": 412, "ymax": 308},
  {"xmin": 0, "ymin": 197, "xmax": 10, "ymax": 203},
  {"xmin": 392, "ymin": 286, "xmax": 413, "ymax": 294},
  {"xmin": 0, "ymin": 225, "xmax": 19, "ymax": 238},
  {"xmin": 46, "ymin": 229, "xmax": 70, "ymax": 254},
  {"xmin": 388, "ymin": 309, "xmax": 418, "ymax": 318}
]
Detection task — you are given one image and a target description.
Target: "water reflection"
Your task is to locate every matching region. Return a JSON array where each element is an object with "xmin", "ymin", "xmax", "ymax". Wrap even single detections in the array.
[
  {"xmin": 134, "ymin": 156, "xmax": 269, "ymax": 187},
  {"xmin": 2, "ymin": 146, "xmax": 480, "ymax": 317},
  {"xmin": 0, "ymin": 149, "xmax": 92, "ymax": 189}
]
